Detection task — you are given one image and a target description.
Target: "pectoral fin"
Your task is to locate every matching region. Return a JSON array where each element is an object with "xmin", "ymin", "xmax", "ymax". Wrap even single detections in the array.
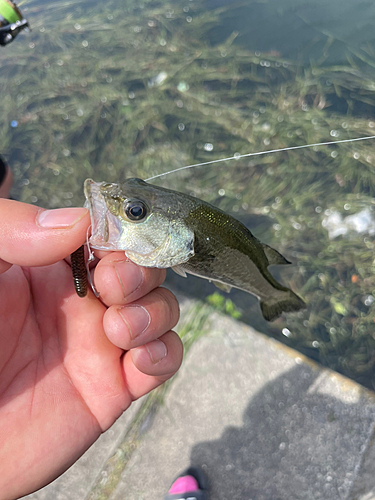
[
  {"xmin": 262, "ymin": 243, "xmax": 291, "ymax": 266},
  {"xmin": 172, "ymin": 265, "xmax": 187, "ymax": 278}
]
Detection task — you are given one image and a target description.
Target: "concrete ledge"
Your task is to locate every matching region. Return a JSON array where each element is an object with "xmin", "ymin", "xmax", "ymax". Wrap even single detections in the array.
[{"xmin": 111, "ymin": 314, "xmax": 375, "ymax": 500}]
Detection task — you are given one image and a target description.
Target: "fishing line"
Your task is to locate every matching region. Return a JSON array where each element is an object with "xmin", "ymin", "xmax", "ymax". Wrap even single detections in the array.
[
  {"xmin": 86, "ymin": 225, "xmax": 100, "ymax": 298},
  {"xmin": 145, "ymin": 135, "xmax": 375, "ymax": 181}
]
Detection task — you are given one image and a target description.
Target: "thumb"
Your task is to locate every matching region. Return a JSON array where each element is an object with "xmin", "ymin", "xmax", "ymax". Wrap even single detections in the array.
[{"xmin": 0, "ymin": 199, "xmax": 90, "ymax": 268}]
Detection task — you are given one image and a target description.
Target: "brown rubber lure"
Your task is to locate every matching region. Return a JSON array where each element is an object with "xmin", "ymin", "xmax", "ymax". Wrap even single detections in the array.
[{"xmin": 70, "ymin": 245, "xmax": 87, "ymax": 297}]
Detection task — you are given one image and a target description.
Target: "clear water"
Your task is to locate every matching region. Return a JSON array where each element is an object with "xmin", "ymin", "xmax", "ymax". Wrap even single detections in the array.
[{"xmin": 1, "ymin": 0, "xmax": 375, "ymax": 387}]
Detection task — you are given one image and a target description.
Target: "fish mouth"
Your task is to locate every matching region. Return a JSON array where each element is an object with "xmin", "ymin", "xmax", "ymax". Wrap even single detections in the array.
[{"xmin": 84, "ymin": 179, "xmax": 123, "ymax": 250}]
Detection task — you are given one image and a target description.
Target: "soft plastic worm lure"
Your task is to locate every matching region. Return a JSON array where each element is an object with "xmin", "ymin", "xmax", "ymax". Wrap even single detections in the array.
[
  {"xmin": 70, "ymin": 245, "xmax": 87, "ymax": 297},
  {"xmin": 71, "ymin": 226, "xmax": 100, "ymax": 297}
]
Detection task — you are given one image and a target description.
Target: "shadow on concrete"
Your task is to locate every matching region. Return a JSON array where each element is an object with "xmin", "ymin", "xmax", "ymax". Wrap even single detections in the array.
[{"xmin": 189, "ymin": 363, "xmax": 374, "ymax": 500}]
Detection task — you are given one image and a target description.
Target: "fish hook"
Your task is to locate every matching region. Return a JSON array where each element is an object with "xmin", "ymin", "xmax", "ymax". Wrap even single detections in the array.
[{"xmin": 86, "ymin": 225, "xmax": 100, "ymax": 298}]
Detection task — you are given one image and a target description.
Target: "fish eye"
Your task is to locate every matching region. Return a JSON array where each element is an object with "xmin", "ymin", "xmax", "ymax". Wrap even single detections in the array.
[{"xmin": 124, "ymin": 200, "xmax": 148, "ymax": 221}]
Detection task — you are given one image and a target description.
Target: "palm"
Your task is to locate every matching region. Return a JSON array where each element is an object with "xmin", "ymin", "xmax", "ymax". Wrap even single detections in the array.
[
  {"xmin": 0, "ymin": 201, "xmax": 181, "ymax": 499},
  {"xmin": 0, "ymin": 260, "xmax": 127, "ymax": 493}
]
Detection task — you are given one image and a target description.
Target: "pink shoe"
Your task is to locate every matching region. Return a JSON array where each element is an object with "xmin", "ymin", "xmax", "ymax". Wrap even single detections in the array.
[{"xmin": 164, "ymin": 466, "xmax": 209, "ymax": 500}]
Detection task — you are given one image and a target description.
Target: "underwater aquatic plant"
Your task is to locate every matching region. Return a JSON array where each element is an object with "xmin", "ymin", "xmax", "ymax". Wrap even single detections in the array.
[{"xmin": 0, "ymin": 0, "xmax": 374, "ymax": 387}]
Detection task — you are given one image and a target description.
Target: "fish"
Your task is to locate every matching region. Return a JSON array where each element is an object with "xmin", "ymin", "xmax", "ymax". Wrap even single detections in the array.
[{"xmin": 72, "ymin": 178, "xmax": 306, "ymax": 321}]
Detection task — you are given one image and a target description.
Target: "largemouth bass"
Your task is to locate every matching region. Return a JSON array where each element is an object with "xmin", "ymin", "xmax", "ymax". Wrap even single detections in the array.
[{"xmin": 72, "ymin": 178, "xmax": 305, "ymax": 321}]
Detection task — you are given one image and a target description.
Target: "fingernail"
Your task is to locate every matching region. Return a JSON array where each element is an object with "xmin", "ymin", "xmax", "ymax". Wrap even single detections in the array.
[
  {"xmin": 146, "ymin": 339, "xmax": 167, "ymax": 364},
  {"xmin": 37, "ymin": 208, "xmax": 88, "ymax": 228},
  {"xmin": 113, "ymin": 261, "xmax": 144, "ymax": 298},
  {"xmin": 118, "ymin": 305, "xmax": 151, "ymax": 340}
]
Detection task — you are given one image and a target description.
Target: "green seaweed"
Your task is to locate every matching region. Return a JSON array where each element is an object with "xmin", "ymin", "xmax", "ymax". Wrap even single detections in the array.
[{"xmin": 1, "ymin": 0, "xmax": 375, "ymax": 388}]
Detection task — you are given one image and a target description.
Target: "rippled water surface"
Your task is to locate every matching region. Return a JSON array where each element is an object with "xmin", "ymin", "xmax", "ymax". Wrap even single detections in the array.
[{"xmin": 1, "ymin": 0, "xmax": 375, "ymax": 387}]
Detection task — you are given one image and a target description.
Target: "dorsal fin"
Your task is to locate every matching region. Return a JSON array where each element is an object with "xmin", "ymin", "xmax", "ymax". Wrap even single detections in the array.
[{"xmin": 262, "ymin": 243, "xmax": 291, "ymax": 266}]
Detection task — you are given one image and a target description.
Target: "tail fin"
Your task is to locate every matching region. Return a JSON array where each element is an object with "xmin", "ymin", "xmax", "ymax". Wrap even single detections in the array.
[{"xmin": 260, "ymin": 290, "xmax": 306, "ymax": 322}]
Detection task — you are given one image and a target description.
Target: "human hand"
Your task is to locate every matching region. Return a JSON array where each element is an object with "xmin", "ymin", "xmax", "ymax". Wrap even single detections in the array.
[{"xmin": 0, "ymin": 199, "xmax": 182, "ymax": 500}]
